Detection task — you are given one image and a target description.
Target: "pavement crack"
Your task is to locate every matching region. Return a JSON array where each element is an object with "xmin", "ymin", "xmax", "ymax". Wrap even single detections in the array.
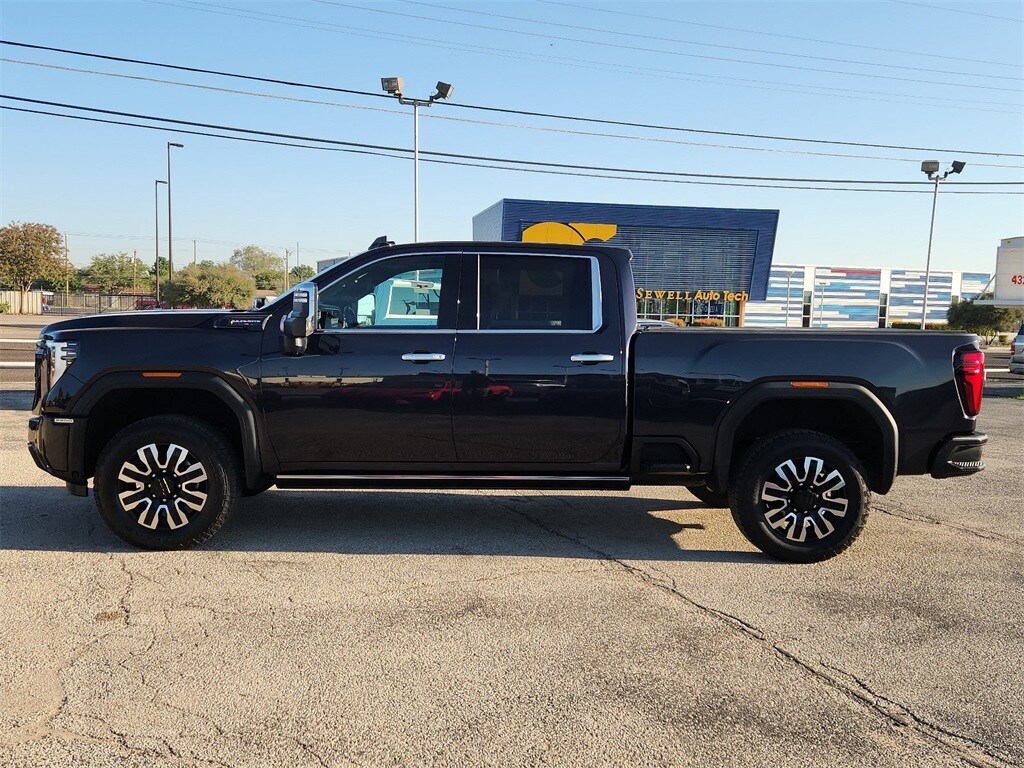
[
  {"xmin": 115, "ymin": 556, "xmax": 135, "ymax": 627},
  {"xmin": 875, "ymin": 503, "xmax": 1021, "ymax": 547},
  {"xmin": 506, "ymin": 502, "xmax": 1013, "ymax": 768},
  {"xmin": 818, "ymin": 661, "xmax": 1014, "ymax": 765},
  {"xmin": 287, "ymin": 735, "xmax": 330, "ymax": 768}
]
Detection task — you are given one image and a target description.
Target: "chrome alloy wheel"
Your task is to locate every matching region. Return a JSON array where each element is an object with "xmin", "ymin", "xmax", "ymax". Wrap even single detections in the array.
[
  {"xmin": 759, "ymin": 456, "xmax": 848, "ymax": 543},
  {"xmin": 116, "ymin": 443, "xmax": 209, "ymax": 530}
]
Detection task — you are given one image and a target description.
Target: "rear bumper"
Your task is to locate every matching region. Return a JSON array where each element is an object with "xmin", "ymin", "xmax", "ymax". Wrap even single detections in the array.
[{"xmin": 930, "ymin": 432, "xmax": 987, "ymax": 479}]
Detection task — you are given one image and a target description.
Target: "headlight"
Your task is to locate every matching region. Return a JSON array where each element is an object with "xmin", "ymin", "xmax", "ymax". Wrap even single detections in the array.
[{"xmin": 46, "ymin": 340, "xmax": 78, "ymax": 384}]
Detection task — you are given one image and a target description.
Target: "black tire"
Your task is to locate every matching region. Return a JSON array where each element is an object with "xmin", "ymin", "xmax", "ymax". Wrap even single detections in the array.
[
  {"xmin": 94, "ymin": 415, "xmax": 240, "ymax": 549},
  {"xmin": 728, "ymin": 430, "xmax": 869, "ymax": 563},
  {"xmin": 688, "ymin": 484, "xmax": 729, "ymax": 508}
]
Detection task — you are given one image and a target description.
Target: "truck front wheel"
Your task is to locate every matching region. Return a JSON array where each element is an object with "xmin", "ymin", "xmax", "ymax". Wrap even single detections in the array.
[
  {"xmin": 728, "ymin": 430, "xmax": 869, "ymax": 563},
  {"xmin": 94, "ymin": 415, "xmax": 240, "ymax": 549}
]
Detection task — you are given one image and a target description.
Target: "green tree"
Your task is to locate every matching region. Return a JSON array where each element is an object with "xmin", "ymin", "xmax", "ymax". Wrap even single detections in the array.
[
  {"xmin": 947, "ymin": 295, "xmax": 1024, "ymax": 344},
  {"xmin": 0, "ymin": 222, "xmax": 65, "ymax": 312},
  {"xmin": 229, "ymin": 245, "xmax": 282, "ymax": 277},
  {"xmin": 83, "ymin": 252, "xmax": 140, "ymax": 294},
  {"xmin": 290, "ymin": 264, "xmax": 315, "ymax": 282},
  {"xmin": 164, "ymin": 263, "xmax": 256, "ymax": 309},
  {"xmin": 254, "ymin": 270, "xmax": 284, "ymax": 292}
]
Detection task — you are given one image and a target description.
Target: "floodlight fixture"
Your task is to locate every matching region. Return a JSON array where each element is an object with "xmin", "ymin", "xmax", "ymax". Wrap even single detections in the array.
[
  {"xmin": 921, "ymin": 160, "xmax": 940, "ymax": 175},
  {"xmin": 431, "ymin": 81, "xmax": 454, "ymax": 101},
  {"xmin": 951, "ymin": 160, "xmax": 966, "ymax": 174},
  {"xmin": 381, "ymin": 77, "xmax": 404, "ymax": 96}
]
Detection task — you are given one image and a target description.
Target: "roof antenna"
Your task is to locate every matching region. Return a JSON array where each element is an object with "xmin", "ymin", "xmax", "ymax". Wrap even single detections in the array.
[{"xmin": 369, "ymin": 235, "xmax": 394, "ymax": 250}]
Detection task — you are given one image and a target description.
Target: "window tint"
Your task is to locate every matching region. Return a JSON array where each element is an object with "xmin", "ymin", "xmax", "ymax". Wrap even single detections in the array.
[
  {"xmin": 478, "ymin": 255, "xmax": 594, "ymax": 331},
  {"xmin": 318, "ymin": 254, "xmax": 445, "ymax": 329}
]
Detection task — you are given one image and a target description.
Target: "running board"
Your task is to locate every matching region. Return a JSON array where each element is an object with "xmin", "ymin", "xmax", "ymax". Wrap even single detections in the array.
[{"xmin": 273, "ymin": 474, "xmax": 632, "ymax": 491}]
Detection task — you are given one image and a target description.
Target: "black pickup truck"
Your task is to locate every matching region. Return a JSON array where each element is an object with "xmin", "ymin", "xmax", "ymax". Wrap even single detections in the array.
[{"xmin": 28, "ymin": 240, "xmax": 987, "ymax": 561}]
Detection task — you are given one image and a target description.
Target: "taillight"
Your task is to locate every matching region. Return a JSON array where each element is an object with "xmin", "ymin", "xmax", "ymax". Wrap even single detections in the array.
[{"xmin": 955, "ymin": 349, "xmax": 984, "ymax": 417}]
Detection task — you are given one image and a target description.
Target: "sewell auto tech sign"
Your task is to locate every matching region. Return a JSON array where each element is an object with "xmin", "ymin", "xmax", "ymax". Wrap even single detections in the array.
[{"xmin": 636, "ymin": 288, "xmax": 750, "ymax": 302}]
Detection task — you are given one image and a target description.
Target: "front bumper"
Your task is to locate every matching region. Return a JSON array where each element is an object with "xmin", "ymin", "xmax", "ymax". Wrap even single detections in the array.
[
  {"xmin": 930, "ymin": 432, "xmax": 987, "ymax": 479},
  {"xmin": 27, "ymin": 414, "xmax": 87, "ymax": 484}
]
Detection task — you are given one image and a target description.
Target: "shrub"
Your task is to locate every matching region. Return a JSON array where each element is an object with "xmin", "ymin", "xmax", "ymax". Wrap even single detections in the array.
[
  {"xmin": 691, "ymin": 317, "xmax": 725, "ymax": 327},
  {"xmin": 0, "ymin": 302, "xmax": 9, "ymax": 314},
  {"xmin": 889, "ymin": 321, "xmax": 948, "ymax": 331}
]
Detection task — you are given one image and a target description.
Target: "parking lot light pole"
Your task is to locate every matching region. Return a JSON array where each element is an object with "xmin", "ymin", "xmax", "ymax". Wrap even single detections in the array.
[
  {"xmin": 166, "ymin": 142, "xmax": 184, "ymax": 281},
  {"xmin": 380, "ymin": 78, "xmax": 454, "ymax": 242},
  {"xmin": 920, "ymin": 160, "xmax": 966, "ymax": 330},
  {"xmin": 154, "ymin": 179, "xmax": 167, "ymax": 304}
]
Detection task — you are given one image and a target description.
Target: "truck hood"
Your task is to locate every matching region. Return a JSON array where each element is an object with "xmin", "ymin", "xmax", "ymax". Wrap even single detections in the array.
[{"xmin": 41, "ymin": 310, "xmax": 235, "ymax": 336}]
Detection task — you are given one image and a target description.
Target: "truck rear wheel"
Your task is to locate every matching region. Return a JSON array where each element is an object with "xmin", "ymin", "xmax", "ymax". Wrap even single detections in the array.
[
  {"xmin": 94, "ymin": 416, "xmax": 240, "ymax": 549},
  {"xmin": 728, "ymin": 430, "xmax": 869, "ymax": 563}
]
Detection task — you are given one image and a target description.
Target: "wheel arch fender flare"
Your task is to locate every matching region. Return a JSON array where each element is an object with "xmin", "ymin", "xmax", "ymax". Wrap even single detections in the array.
[
  {"xmin": 72, "ymin": 371, "xmax": 265, "ymax": 489},
  {"xmin": 710, "ymin": 381, "xmax": 899, "ymax": 495}
]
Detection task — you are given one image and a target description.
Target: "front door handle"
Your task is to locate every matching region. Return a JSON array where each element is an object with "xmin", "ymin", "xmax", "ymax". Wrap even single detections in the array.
[
  {"xmin": 570, "ymin": 353, "xmax": 614, "ymax": 364},
  {"xmin": 401, "ymin": 352, "xmax": 446, "ymax": 363}
]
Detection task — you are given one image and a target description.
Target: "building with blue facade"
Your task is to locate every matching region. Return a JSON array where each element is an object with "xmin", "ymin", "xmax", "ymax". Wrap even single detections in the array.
[{"xmin": 473, "ymin": 199, "xmax": 780, "ymax": 326}]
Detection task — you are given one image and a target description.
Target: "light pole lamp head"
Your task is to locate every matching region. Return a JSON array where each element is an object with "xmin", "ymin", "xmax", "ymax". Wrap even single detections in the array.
[
  {"xmin": 169, "ymin": 142, "xmax": 184, "ymax": 148},
  {"xmin": 431, "ymin": 81, "xmax": 454, "ymax": 101},
  {"xmin": 921, "ymin": 160, "xmax": 940, "ymax": 175},
  {"xmin": 381, "ymin": 76, "xmax": 404, "ymax": 96},
  {"xmin": 950, "ymin": 160, "xmax": 966, "ymax": 174}
]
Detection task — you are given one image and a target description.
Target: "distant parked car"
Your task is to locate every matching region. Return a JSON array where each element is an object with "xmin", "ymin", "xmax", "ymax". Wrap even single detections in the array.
[{"xmin": 1010, "ymin": 323, "xmax": 1024, "ymax": 375}]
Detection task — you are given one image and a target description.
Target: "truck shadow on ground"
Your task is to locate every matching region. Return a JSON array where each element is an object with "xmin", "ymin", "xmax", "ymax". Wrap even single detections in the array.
[{"xmin": 3, "ymin": 486, "xmax": 772, "ymax": 564}]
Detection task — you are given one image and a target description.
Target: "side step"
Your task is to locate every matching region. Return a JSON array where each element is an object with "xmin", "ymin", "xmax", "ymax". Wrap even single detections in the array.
[{"xmin": 274, "ymin": 474, "xmax": 632, "ymax": 491}]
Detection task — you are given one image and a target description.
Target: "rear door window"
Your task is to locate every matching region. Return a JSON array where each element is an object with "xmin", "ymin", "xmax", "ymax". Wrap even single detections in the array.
[{"xmin": 477, "ymin": 255, "xmax": 597, "ymax": 331}]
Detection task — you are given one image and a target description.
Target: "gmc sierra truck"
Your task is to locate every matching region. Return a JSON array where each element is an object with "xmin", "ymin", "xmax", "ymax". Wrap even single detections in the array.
[{"xmin": 29, "ymin": 240, "xmax": 987, "ymax": 561}]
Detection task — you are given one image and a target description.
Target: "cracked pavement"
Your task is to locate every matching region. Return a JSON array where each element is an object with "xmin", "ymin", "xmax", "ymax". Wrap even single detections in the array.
[{"xmin": 2, "ymin": 385, "xmax": 1021, "ymax": 767}]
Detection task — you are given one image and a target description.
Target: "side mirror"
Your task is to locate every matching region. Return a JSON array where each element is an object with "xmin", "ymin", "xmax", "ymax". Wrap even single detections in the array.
[{"xmin": 281, "ymin": 282, "xmax": 318, "ymax": 356}]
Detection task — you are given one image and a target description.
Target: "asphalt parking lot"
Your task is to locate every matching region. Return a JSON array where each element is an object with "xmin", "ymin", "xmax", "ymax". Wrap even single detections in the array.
[{"xmin": 2, "ymin": 316, "xmax": 1022, "ymax": 767}]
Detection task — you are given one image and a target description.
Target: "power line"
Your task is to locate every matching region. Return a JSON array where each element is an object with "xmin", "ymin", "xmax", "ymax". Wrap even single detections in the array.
[
  {"xmin": 142, "ymin": 1, "xmax": 1022, "ymax": 113},
  {"xmin": 9, "ymin": 57, "xmax": 1020, "ymax": 170},
  {"xmin": 538, "ymin": 0, "xmax": 1022, "ymax": 69},
  {"xmin": 401, "ymin": 0, "xmax": 1018, "ymax": 80},
  {"xmin": 891, "ymin": 1, "xmax": 1024, "ymax": 23},
  {"xmin": 3, "ymin": 39, "xmax": 1020, "ymax": 158},
  {"xmin": 317, "ymin": 0, "xmax": 1020, "ymax": 90},
  {"xmin": 3, "ymin": 99, "xmax": 1020, "ymax": 193},
  {"xmin": 65, "ymin": 231, "xmax": 357, "ymax": 254}
]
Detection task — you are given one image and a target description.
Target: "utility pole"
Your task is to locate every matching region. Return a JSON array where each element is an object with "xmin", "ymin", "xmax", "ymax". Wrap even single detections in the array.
[
  {"xmin": 193, "ymin": 239, "xmax": 197, "ymax": 267},
  {"xmin": 133, "ymin": 249, "xmax": 138, "ymax": 293},
  {"xmin": 64, "ymin": 233, "xmax": 70, "ymax": 310},
  {"xmin": 284, "ymin": 249, "xmax": 291, "ymax": 291}
]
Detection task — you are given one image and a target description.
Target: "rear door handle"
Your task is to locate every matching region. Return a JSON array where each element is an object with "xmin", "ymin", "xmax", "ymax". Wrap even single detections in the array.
[
  {"xmin": 570, "ymin": 353, "xmax": 614, "ymax": 364},
  {"xmin": 401, "ymin": 352, "xmax": 446, "ymax": 363}
]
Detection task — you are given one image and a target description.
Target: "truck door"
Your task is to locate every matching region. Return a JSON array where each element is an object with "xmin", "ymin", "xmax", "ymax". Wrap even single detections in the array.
[
  {"xmin": 260, "ymin": 252, "xmax": 459, "ymax": 468},
  {"xmin": 451, "ymin": 252, "xmax": 626, "ymax": 471}
]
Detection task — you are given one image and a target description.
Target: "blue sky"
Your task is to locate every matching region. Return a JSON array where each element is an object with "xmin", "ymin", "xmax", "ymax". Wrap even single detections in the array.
[{"xmin": 1, "ymin": 0, "xmax": 1021, "ymax": 273}]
